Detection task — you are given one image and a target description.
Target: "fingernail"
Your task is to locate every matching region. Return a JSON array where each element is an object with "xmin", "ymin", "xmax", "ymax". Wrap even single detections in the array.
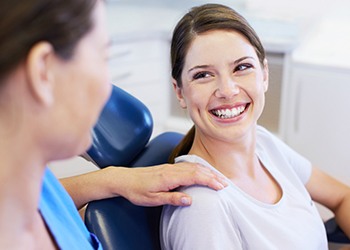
[
  {"xmin": 180, "ymin": 197, "xmax": 191, "ymax": 205},
  {"xmin": 217, "ymin": 180, "xmax": 228, "ymax": 189},
  {"xmin": 217, "ymin": 183, "xmax": 225, "ymax": 190},
  {"xmin": 222, "ymin": 179, "xmax": 229, "ymax": 187}
]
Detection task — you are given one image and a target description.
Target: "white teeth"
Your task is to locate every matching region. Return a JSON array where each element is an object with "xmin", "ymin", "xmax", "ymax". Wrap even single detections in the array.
[{"xmin": 212, "ymin": 106, "xmax": 245, "ymax": 119}]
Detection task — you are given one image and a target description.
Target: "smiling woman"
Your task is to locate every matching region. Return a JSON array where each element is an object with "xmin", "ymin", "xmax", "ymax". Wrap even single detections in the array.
[
  {"xmin": 173, "ymin": 30, "xmax": 268, "ymax": 142},
  {"xmin": 168, "ymin": 3, "xmax": 268, "ymax": 162},
  {"xmin": 161, "ymin": 4, "xmax": 350, "ymax": 250}
]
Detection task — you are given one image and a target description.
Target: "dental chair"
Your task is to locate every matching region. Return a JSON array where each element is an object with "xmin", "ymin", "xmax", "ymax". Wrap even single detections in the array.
[
  {"xmin": 83, "ymin": 85, "xmax": 349, "ymax": 249},
  {"xmin": 84, "ymin": 84, "xmax": 183, "ymax": 250}
]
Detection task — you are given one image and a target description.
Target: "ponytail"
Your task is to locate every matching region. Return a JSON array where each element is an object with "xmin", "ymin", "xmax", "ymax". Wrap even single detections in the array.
[{"xmin": 169, "ymin": 126, "xmax": 195, "ymax": 163}]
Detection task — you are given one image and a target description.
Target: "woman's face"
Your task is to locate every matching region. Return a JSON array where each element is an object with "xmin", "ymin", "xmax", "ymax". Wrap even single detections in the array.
[
  {"xmin": 51, "ymin": 0, "xmax": 111, "ymax": 158},
  {"xmin": 174, "ymin": 30, "xmax": 268, "ymax": 143}
]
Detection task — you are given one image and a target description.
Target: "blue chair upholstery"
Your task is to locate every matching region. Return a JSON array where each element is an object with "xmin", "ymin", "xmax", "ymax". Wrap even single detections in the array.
[
  {"xmin": 85, "ymin": 132, "xmax": 183, "ymax": 250},
  {"xmin": 325, "ymin": 218, "xmax": 350, "ymax": 244},
  {"xmin": 84, "ymin": 85, "xmax": 349, "ymax": 249},
  {"xmin": 86, "ymin": 85, "xmax": 153, "ymax": 168},
  {"xmin": 84, "ymin": 84, "xmax": 183, "ymax": 250}
]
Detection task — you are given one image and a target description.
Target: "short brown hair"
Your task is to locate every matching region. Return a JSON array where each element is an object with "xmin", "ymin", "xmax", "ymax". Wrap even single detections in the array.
[{"xmin": 0, "ymin": 0, "xmax": 97, "ymax": 82}]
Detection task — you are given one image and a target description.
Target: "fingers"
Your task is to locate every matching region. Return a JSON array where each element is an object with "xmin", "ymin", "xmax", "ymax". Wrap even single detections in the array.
[
  {"xmin": 153, "ymin": 192, "xmax": 193, "ymax": 207},
  {"xmin": 203, "ymin": 168, "xmax": 228, "ymax": 190},
  {"xmin": 129, "ymin": 191, "xmax": 192, "ymax": 207},
  {"xmin": 120, "ymin": 162, "xmax": 228, "ymax": 207},
  {"xmin": 171, "ymin": 193, "xmax": 192, "ymax": 206},
  {"xmin": 172, "ymin": 162, "xmax": 228, "ymax": 191}
]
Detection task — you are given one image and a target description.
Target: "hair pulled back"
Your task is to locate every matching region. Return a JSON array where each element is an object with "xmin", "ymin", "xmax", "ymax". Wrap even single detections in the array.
[{"xmin": 169, "ymin": 4, "xmax": 266, "ymax": 163}]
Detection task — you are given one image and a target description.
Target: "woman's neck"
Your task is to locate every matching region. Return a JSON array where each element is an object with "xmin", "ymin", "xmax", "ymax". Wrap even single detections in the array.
[
  {"xmin": 189, "ymin": 127, "xmax": 258, "ymax": 179},
  {"xmin": 0, "ymin": 68, "xmax": 57, "ymax": 248},
  {"xmin": 189, "ymin": 127, "xmax": 283, "ymax": 204},
  {"xmin": 0, "ymin": 134, "xmax": 48, "ymax": 248}
]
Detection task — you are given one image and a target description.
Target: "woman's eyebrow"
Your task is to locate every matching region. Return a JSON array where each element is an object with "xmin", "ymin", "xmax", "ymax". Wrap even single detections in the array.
[
  {"xmin": 188, "ymin": 64, "xmax": 211, "ymax": 74},
  {"xmin": 188, "ymin": 56, "xmax": 255, "ymax": 73},
  {"xmin": 233, "ymin": 56, "xmax": 254, "ymax": 64}
]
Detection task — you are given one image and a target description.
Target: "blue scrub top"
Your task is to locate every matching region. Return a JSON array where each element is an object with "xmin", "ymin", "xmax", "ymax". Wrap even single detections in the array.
[{"xmin": 39, "ymin": 168, "xmax": 102, "ymax": 250}]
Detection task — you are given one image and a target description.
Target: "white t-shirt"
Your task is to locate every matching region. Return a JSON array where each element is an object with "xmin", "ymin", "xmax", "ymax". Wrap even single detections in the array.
[{"xmin": 160, "ymin": 126, "xmax": 327, "ymax": 250}]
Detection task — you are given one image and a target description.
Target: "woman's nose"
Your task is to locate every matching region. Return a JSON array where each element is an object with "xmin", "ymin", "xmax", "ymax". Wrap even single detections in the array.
[{"xmin": 215, "ymin": 77, "xmax": 240, "ymax": 98}]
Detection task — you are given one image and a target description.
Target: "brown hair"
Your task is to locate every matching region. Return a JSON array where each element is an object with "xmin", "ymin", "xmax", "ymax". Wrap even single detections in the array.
[
  {"xmin": 169, "ymin": 3, "xmax": 266, "ymax": 163},
  {"xmin": 0, "ymin": 0, "xmax": 97, "ymax": 82}
]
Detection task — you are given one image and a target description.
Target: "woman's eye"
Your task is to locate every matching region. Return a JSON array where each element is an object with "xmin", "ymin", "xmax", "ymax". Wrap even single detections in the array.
[
  {"xmin": 193, "ymin": 71, "xmax": 211, "ymax": 80},
  {"xmin": 235, "ymin": 64, "xmax": 253, "ymax": 72}
]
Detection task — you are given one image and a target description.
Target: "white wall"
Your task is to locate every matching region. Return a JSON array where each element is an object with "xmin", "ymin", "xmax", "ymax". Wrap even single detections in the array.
[{"xmin": 246, "ymin": 0, "xmax": 349, "ymax": 37}]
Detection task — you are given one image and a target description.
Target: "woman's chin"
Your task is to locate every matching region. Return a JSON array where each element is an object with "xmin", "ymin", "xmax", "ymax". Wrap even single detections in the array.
[
  {"xmin": 80, "ymin": 135, "xmax": 93, "ymax": 154},
  {"xmin": 67, "ymin": 135, "xmax": 93, "ymax": 160}
]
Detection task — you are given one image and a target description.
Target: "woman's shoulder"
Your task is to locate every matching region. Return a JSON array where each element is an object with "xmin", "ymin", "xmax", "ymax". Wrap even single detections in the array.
[
  {"xmin": 162, "ymin": 184, "xmax": 231, "ymax": 231},
  {"xmin": 175, "ymin": 155, "xmax": 230, "ymax": 204},
  {"xmin": 179, "ymin": 183, "xmax": 227, "ymax": 207}
]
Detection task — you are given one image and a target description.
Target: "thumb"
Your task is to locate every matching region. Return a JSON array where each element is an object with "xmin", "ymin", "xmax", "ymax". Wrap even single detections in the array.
[{"xmin": 159, "ymin": 192, "xmax": 193, "ymax": 206}]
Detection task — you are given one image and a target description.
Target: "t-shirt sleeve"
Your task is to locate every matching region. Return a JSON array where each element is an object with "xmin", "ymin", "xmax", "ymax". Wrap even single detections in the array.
[
  {"xmin": 278, "ymin": 140, "xmax": 312, "ymax": 184},
  {"xmin": 160, "ymin": 185, "xmax": 243, "ymax": 250},
  {"xmin": 257, "ymin": 126, "xmax": 312, "ymax": 184}
]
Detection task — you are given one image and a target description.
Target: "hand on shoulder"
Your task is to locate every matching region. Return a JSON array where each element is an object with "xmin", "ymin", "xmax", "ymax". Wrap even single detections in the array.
[{"xmin": 107, "ymin": 162, "xmax": 228, "ymax": 207}]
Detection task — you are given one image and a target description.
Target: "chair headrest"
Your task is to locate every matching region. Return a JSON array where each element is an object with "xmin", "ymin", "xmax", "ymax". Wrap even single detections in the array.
[{"xmin": 86, "ymin": 85, "xmax": 153, "ymax": 168}]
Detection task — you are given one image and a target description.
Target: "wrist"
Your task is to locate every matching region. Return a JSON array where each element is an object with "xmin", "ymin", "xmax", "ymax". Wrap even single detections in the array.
[{"xmin": 101, "ymin": 166, "xmax": 129, "ymax": 199}]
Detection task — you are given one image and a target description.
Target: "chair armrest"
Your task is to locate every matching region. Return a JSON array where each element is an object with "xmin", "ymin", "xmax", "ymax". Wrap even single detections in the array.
[
  {"xmin": 85, "ymin": 197, "xmax": 162, "ymax": 250},
  {"xmin": 325, "ymin": 217, "xmax": 350, "ymax": 244}
]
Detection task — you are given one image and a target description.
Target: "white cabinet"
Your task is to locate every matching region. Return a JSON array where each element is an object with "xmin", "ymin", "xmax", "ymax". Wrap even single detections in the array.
[
  {"xmin": 281, "ymin": 16, "xmax": 350, "ymax": 186},
  {"xmin": 257, "ymin": 52, "xmax": 286, "ymax": 134},
  {"xmin": 282, "ymin": 64, "xmax": 350, "ymax": 185},
  {"xmin": 108, "ymin": 37, "xmax": 172, "ymax": 136}
]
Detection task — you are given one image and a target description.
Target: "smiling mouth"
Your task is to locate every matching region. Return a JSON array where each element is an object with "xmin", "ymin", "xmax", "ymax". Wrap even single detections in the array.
[{"xmin": 210, "ymin": 104, "xmax": 248, "ymax": 119}]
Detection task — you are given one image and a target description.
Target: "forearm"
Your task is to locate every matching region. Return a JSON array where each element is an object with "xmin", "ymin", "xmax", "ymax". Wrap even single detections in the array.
[
  {"xmin": 60, "ymin": 167, "xmax": 125, "ymax": 209},
  {"xmin": 60, "ymin": 162, "xmax": 227, "ymax": 209},
  {"xmin": 306, "ymin": 167, "xmax": 350, "ymax": 238}
]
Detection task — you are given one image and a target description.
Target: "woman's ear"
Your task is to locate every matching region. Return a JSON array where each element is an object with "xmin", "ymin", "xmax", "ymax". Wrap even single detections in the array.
[
  {"xmin": 26, "ymin": 41, "xmax": 55, "ymax": 106},
  {"xmin": 262, "ymin": 58, "xmax": 269, "ymax": 92},
  {"xmin": 172, "ymin": 79, "xmax": 187, "ymax": 109}
]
